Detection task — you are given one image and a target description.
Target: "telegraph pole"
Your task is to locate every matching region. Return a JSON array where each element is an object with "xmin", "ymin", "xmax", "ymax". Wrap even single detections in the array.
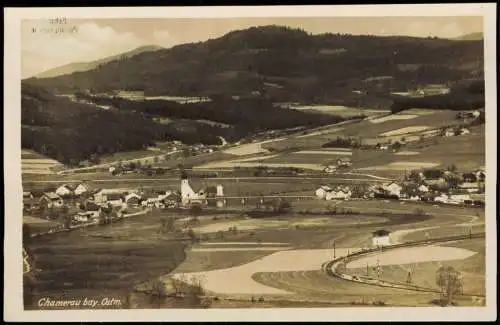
[
  {"xmin": 333, "ymin": 240, "xmax": 336, "ymax": 260},
  {"xmin": 376, "ymin": 257, "xmax": 381, "ymax": 282}
]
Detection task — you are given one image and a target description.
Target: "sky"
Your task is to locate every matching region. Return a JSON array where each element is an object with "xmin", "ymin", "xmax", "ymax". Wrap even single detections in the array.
[{"xmin": 21, "ymin": 16, "xmax": 483, "ymax": 78}]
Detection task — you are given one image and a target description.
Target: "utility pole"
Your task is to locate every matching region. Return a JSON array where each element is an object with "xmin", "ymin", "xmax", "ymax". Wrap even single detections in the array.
[
  {"xmin": 333, "ymin": 240, "xmax": 336, "ymax": 260},
  {"xmin": 376, "ymin": 257, "xmax": 381, "ymax": 282}
]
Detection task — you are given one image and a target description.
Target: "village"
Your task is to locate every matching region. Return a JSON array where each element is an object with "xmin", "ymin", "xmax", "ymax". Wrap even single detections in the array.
[{"xmin": 23, "ymin": 158, "xmax": 485, "ymax": 238}]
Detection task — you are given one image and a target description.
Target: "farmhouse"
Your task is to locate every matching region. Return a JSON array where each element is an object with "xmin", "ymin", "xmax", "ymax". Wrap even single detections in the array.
[
  {"xmin": 39, "ymin": 192, "xmax": 64, "ymax": 208},
  {"xmin": 421, "ymin": 169, "xmax": 446, "ymax": 185},
  {"xmin": 23, "ymin": 191, "xmax": 34, "ymax": 199},
  {"xmin": 94, "ymin": 189, "xmax": 129, "ymax": 204},
  {"xmin": 462, "ymin": 172, "xmax": 478, "ymax": 183},
  {"xmin": 448, "ymin": 194, "xmax": 471, "ymax": 205},
  {"xmin": 459, "ymin": 127, "xmax": 471, "ymax": 135},
  {"xmin": 416, "ymin": 84, "xmax": 450, "ymax": 96},
  {"xmin": 444, "ymin": 128, "xmax": 455, "ymax": 137},
  {"xmin": 418, "ymin": 184, "xmax": 430, "ymax": 193},
  {"xmin": 162, "ymin": 192, "xmax": 181, "ymax": 208},
  {"xmin": 458, "ymin": 182, "xmax": 480, "ymax": 193},
  {"xmin": 475, "ymin": 169, "xmax": 486, "ymax": 181},
  {"xmin": 372, "ymin": 229, "xmax": 391, "ymax": 247},
  {"xmin": 324, "ymin": 165, "xmax": 338, "ymax": 174},
  {"xmin": 106, "ymin": 193, "xmax": 125, "ymax": 207},
  {"xmin": 376, "ymin": 143, "xmax": 389, "ymax": 150},
  {"xmin": 382, "ymin": 182, "xmax": 403, "ymax": 197},
  {"xmin": 315, "ymin": 186, "xmax": 333, "ymax": 199},
  {"xmin": 124, "ymin": 193, "xmax": 141, "ymax": 207},
  {"xmin": 55, "ymin": 184, "xmax": 74, "ymax": 197},
  {"xmin": 74, "ymin": 183, "xmax": 95, "ymax": 196},
  {"xmin": 337, "ymin": 157, "xmax": 352, "ymax": 167}
]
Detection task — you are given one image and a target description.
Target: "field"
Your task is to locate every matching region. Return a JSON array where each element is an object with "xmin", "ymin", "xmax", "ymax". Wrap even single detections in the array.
[
  {"xmin": 24, "ymin": 212, "xmax": 187, "ymax": 310},
  {"xmin": 287, "ymin": 105, "xmax": 385, "ymax": 118},
  {"xmin": 24, "ymin": 196, "xmax": 486, "ymax": 309},
  {"xmin": 21, "ymin": 150, "xmax": 62, "ymax": 175},
  {"xmin": 346, "ymin": 238, "xmax": 485, "ymax": 297}
]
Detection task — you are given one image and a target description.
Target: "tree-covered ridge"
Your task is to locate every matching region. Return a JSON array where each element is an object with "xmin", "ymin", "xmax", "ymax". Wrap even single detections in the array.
[
  {"xmin": 21, "ymin": 83, "xmax": 348, "ymax": 165},
  {"xmin": 24, "ymin": 25, "xmax": 483, "ymax": 105}
]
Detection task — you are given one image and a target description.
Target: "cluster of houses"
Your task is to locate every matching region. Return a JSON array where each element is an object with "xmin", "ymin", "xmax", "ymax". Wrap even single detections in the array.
[
  {"xmin": 315, "ymin": 185, "xmax": 353, "ymax": 201},
  {"xmin": 23, "ymin": 181, "xmax": 182, "ymax": 223},
  {"xmin": 324, "ymin": 157, "xmax": 353, "ymax": 174},
  {"xmin": 443, "ymin": 126, "xmax": 471, "ymax": 137},
  {"xmin": 370, "ymin": 167, "xmax": 485, "ymax": 205},
  {"xmin": 23, "ymin": 176, "xmax": 228, "ymax": 225},
  {"xmin": 316, "ymin": 167, "xmax": 485, "ymax": 206}
]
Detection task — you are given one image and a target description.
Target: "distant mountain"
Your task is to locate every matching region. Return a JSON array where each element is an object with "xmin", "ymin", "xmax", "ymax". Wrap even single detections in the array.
[
  {"xmin": 452, "ymin": 32, "xmax": 483, "ymax": 41},
  {"xmin": 34, "ymin": 45, "xmax": 164, "ymax": 79},
  {"xmin": 25, "ymin": 25, "xmax": 484, "ymax": 106}
]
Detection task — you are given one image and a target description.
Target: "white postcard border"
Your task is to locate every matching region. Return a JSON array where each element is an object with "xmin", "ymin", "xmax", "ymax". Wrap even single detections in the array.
[{"xmin": 4, "ymin": 3, "xmax": 497, "ymax": 322}]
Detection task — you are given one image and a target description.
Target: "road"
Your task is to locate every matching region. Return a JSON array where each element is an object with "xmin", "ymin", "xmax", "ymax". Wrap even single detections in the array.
[
  {"xmin": 57, "ymin": 149, "xmax": 182, "ymax": 174},
  {"xmin": 23, "ymin": 175, "xmax": 389, "ymax": 184}
]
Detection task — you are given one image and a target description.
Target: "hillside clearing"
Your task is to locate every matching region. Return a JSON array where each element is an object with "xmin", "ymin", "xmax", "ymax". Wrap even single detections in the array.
[
  {"xmin": 370, "ymin": 115, "xmax": 418, "ymax": 124},
  {"xmin": 295, "ymin": 150, "xmax": 352, "ymax": 156},
  {"xmin": 357, "ymin": 161, "xmax": 440, "ymax": 171},
  {"xmin": 380, "ymin": 126, "xmax": 432, "ymax": 137}
]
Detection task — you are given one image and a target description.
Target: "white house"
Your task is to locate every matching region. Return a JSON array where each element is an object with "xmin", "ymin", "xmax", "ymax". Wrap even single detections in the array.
[
  {"xmin": 106, "ymin": 193, "xmax": 125, "ymax": 207},
  {"xmin": 94, "ymin": 189, "xmax": 130, "ymax": 207},
  {"xmin": 324, "ymin": 165, "xmax": 338, "ymax": 174},
  {"xmin": 472, "ymin": 110, "xmax": 481, "ymax": 118},
  {"xmin": 444, "ymin": 128, "xmax": 455, "ymax": 137},
  {"xmin": 382, "ymin": 182, "xmax": 403, "ymax": 197},
  {"xmin": 325, "ymin": 188, "xmax": 352, "ymax": 201},
  {"xmin": 337, "ymin": 157, "xmax": 352, "ymax": 167},
  {"xmin": 418, "ymin": 184, "xmax": 430, "ymax": 193},
  {"xmin": 448, "ymin": 194, "xmax": 471, "ymax": 205},
  {"xmin": 434, "ymin": 194, "xmax": 449, "ymax": 204},
  {"xmin": 372, "ymin": 230, "xmax": 391, "ymax": 247},
  {"xmin": 74, "ymin": 183, "xmax": 93, "ymax": 196},
  {"xmin": 459, "ymin": 128, "xmax": 471, "ymax": 136},
  {"xmin": 315, "ymin": 186, "xmax": 333, "ymax": 199},
  {"xmin": 55, "ymin": 184, "xmax": 73, "ymax": 197},
  {"xmin": 23, "ymin": 191, "xmax": 34, "ymax": 199}
]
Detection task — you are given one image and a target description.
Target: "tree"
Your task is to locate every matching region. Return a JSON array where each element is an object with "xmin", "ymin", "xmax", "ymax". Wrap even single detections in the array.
[
  {"xmin": 446, "ymin": 164, "xmax": 457, "ymax": 172},
  {"xmin": 277, "ymin": 200, "xmax": 292, "ymax": 213},
  {"xmin": 190, "ymin": 204, "xmax": 202, "ymax": 218},
  {"xmin": 436, "ymin": 266, "xmax": 463, "ymax": 306},
  {"xmin": 23, "ymin": 224, "xmax": 32, "ymax": 243},
  {"xmin": 187, "ymin": 228, "xmax": 197, "ymax": 243}
]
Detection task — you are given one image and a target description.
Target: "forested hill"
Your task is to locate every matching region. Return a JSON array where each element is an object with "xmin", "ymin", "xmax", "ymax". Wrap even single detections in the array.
[
  {"xmin": 21, "ymin": 83, "xmax": 347, "ymax": 166},
  {"xmin": 24, "ymin": 25, "xmax": 483, "ymax": 105}
]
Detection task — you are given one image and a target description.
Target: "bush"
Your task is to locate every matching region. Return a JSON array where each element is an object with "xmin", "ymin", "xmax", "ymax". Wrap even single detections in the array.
[
  {"xmin": 372, "ymin": 300, "xmax": 386, "ymax": 306},
  {"xmin": 413, "ymin": 208, "xmax": 426, "ymax": 216}
]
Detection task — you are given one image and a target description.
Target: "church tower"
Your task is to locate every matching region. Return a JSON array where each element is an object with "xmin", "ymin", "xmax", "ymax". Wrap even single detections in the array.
[{"xmin": 180, "ymin": 172, "xmax": 196, "ymax": 205}]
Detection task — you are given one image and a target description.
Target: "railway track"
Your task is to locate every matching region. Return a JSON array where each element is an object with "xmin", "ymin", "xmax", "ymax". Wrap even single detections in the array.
[{"xmin": 322, "ymin": 232, "xmax": 486, "ymax": 297}]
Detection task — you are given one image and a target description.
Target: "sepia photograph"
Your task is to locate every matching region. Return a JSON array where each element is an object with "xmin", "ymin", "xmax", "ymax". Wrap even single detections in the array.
[{"xmin": 4, "ymin": 4, "xmax": 497, "ymax": 322}]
